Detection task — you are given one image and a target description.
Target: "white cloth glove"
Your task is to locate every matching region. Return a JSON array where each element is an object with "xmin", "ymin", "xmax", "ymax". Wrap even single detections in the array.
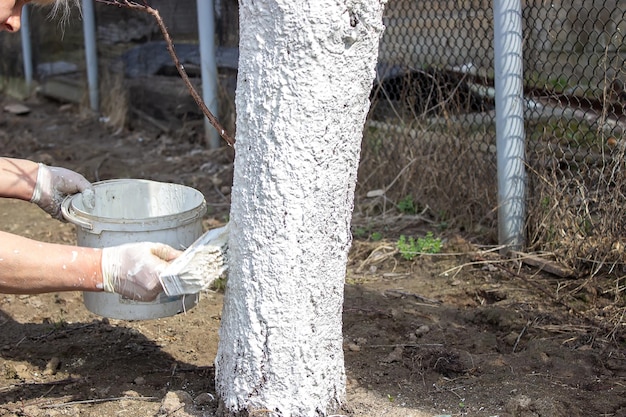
[
  {"xmin": 101, "ymin": 242, "xmax": 182, "ymax": 302},
  {"xmin": 30, "ymin": 163, "xmax": 94, "ymax": 220}
]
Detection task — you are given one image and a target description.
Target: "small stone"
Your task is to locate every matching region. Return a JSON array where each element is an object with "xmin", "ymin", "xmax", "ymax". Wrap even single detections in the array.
[
  {"xmin": 28, "ymin": 298, "xmax": 43, "ymax": 309},
  {"xmin": 506, "ymin": 394, "xmax": 533, "ymax": 413},
  {"xmin": 347, "ymin": 343, "xmax": 361, "ymax": 352},
  {"xmin": 4, "ymin": 103, "xmax": 31, "ymax": 115},
  {"xmin": 381, "ymin": 346, "xmax": 404, "ymax": 363},
  {"xmin": 134, "ymin": 376, "xmax": 146, "ymax": 385},
  {"xmin": 415, "ymin": 325, "xmax": 430, "ymax": 337},
  {"xmin": 43, "ymin": 357, "xmax": 60, "ymax": 375},
  {"xmin": 366, "ymin": 189, "xmax": 385, "ymax": 198},
  {"xmin": 161, "ymin": 390, "xmax": 193, "ymax": 414},
  {"xmin": 14, "ymin": 364, "xmax": 30, "ymax": 379},
  {"xmin": 21, "ymin": 405, "xmax": 42, "ymax": 417},
  {"xmin": 4, "ymin": 365, "xmax": 18, "ymax": 380},
  {"xmin": 503, "ymin": 331, "xmax": 520, "ymax": 346},
  {"xmin": 194, "ymin": 392, "xmax": 215, "ymax": 405}
]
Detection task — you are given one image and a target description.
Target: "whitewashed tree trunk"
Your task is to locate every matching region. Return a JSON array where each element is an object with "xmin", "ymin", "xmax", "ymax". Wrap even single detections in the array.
[{"xmin": 215, "ymin": 1, "xmax": 386, "ymax": 416}]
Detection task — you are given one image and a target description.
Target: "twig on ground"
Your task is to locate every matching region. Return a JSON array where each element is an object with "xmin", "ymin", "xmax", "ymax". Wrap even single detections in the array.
[
  {"xmin": 605, "ymin": 307, "xmax": 626, "ymax": 341},
  {"xmin": 356, "ymin": 243, "xmax": 397, "ymax": 273},
  {"xmin": 384, "ymin": 289, "xmax": 442, "ymax": 305},
  {"xmin": 533, "ymin": 324, "xmax": 595, "ymax": 333},
  {"xmin": 511, "ymin": 250, "xmax": 575, "ymax": 278},
  {"xmin": 512, "ymin": 321, "xmax": 529, "ymax": 353},
  {"xmin": 130, "ymin": 107, "xmax": 171, "ymax": 133},
  {"xmin": 366, "ymin": 343, "xmax": 444, "ymax": 348},
  {"xmin": 439, "ymin": 247, "xmax": 509, "ymax": 278},
  {"xmin": 343, "ymin": 306, "xmax": 391, "ymax": 316},
  {"xmin": 41, "ymin": 396, "xmax": 160, "ymax": 408}
]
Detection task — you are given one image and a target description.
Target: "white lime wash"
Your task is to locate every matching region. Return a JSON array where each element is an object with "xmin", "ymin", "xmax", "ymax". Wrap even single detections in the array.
[{"xmin": 215, "ymin": 1, "xmax": 386, "ymax": 416}]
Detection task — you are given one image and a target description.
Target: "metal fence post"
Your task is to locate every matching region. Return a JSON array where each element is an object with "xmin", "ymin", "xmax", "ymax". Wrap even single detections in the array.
[
  {"xmin": 493, "ymin": 0, "xmax": 526, "ymax": 252},
  {"xmin": 82, "ymin": 0, "xmax": 99, "ymax": 112},
  {"xmin": 197, "ymin": 0, "xmax": 220, "ymax": 149},
  {"xmin": 20, "ymin": 4, "xmax": 33, "ymax": 92}
]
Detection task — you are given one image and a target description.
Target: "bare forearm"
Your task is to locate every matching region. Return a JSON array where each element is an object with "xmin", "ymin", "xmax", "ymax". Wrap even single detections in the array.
[
  {"xmin": 0, "ymin": 157, "xmax": 38, "ymax": 201},
  {"xmin": 0, "ymin": 231, "xmax": 103, "ymax": 294}
]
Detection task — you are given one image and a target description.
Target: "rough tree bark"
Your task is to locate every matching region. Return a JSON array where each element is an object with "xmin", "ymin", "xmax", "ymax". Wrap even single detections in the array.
[{"xmin": 215, "ymin": 1, "xmax": 386, "ymax": 416}]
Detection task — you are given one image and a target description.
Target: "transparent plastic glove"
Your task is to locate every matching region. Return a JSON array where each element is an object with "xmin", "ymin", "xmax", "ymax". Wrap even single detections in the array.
[
  {"xmin": 101, "ymin": 242, "xmax": 182, "ymax": 302},
  {"xmin": 30, "ymin": 163, "xmax": 94, "ymax": 220}
]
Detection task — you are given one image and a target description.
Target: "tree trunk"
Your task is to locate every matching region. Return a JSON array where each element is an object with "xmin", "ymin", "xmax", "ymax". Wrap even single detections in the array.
[{"xmin": 215, "ymin": 1, "xmax": 386, "ymax": 416}]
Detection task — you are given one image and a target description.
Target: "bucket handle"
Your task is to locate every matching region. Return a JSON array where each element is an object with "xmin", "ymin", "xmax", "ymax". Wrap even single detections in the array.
[{"xmin": 61, "ymin": 196, "xmax": 94, "ymax": 231}]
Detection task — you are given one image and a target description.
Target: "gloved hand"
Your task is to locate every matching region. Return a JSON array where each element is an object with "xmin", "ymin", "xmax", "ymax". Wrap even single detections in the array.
[
  {"xmin": 30, "ymin": 163, "xmax": 94, "ymax": 220},
  {"xmin": 101, "ymin": 242, "xmax": 182, "ymax": 301}
]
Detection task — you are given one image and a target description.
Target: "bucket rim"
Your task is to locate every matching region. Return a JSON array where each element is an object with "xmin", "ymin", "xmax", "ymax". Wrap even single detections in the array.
[{"xmin": 61, "ymin": 179, "xmax": 206, "ymax": 233}]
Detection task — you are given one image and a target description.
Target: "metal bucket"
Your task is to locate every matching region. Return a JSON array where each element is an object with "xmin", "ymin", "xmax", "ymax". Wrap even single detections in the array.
[{"xmin": 62, "ymin": 179, "xmax": 206, "ymax": 320}]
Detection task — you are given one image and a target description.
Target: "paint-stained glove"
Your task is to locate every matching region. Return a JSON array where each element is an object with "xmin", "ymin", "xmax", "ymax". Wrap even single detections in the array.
[
  {"xmin": 30, "ymin": 163, "xmax": 94, "ymax": 220},
  {"xmin": 101, "ymin": 242, "xmax": 182, "ymax": 301}
]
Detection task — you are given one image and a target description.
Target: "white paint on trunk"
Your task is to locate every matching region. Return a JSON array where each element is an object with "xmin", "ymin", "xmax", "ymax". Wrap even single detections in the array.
[{"xmin": 215, "ymin": 1, "xmax": 386, "ymax": 416}]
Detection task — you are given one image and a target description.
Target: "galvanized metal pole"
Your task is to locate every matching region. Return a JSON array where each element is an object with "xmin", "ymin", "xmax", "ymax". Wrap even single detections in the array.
[
  {"xmin": 82, "ymin": 0, "xmax": 99, "ymax": 111},
  {"xmin": 197, "ymin": 0, "xmax": 220, "ymax": 148},
  {"xmin": 20, "ymin": 4, "xmax": 33, "ymax": 92},
  {"xmin": 493, "ymin": 0, "xmax": 526, "ymax": 252}
]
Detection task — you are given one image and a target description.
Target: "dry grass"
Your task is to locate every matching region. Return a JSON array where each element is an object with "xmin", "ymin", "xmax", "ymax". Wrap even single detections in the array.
[
  {"xmin": 99, "ymin": 70, "xmax": 129, "ymax": 132},
  {"xmin": 356, "ymin": 95, "xmax": 498, "ymax": 241},
  {"xmin": 525, "ymin": 141, "xmax": 626, "ymax": 276},
  {"xmin": 357, "ymin": 69, "xmax": 626, "ymax": 321}
]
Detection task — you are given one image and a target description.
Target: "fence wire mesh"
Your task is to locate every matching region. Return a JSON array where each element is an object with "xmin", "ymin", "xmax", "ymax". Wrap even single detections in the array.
[
  {"xmin": 2, "ymin": 1, "xmax": 626, "ymax": 273},
  {"xmin": 361, "ymin": 1, "xmax": 626, "ymax": 273}
]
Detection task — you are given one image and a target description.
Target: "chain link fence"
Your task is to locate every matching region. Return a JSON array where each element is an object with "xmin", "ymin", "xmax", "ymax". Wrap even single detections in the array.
[
  {"xmin": 1, "ymin": 1, "xmax": 625, "ymax": 273},
  {"xmin": 360, "ymin": 0, "xmax": 626, "ymax": 274}
]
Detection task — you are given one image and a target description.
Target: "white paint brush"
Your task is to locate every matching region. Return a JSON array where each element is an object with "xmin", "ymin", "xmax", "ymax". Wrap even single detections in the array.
[{"xmin": 159, "ymin": 223, "xmax": 229, "ymax": 296}]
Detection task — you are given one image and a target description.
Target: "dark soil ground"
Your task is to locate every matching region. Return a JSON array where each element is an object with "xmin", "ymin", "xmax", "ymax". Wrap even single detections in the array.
[{"xmin": 1, "ymin": 94, "xmax": 625, "ymax": 417}]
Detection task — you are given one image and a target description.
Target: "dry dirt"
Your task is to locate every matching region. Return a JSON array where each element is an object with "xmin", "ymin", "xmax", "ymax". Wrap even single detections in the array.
[{"xmin": 0, "ymin": 94, "xmax": 625, "ymax": 417}]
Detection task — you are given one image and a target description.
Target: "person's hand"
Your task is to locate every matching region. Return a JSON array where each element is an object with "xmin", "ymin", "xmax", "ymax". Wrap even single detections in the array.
[
  {"xmin": 101, "ymin": 242, "xmax": 182, "ymax": 301},
  {"xmin": 30, "ymin": 163, "xmax": 94, "ymax": 220}
]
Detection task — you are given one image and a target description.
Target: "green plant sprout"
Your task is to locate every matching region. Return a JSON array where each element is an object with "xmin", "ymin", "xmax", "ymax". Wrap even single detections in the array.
[
  {"xmin": 352, "ymin": 226, "xmax": 383, "ymax": 241},
  {"xmin": 353, "ymin": 227, "xmax": 368, "ymax": 238},
  {"xmin": 397, "ymin": 195, "xmax": 417, "ymax": 214},
  {"xmin": 397, "ymin": 232, "xmax": 442, "ymax": 260}
]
